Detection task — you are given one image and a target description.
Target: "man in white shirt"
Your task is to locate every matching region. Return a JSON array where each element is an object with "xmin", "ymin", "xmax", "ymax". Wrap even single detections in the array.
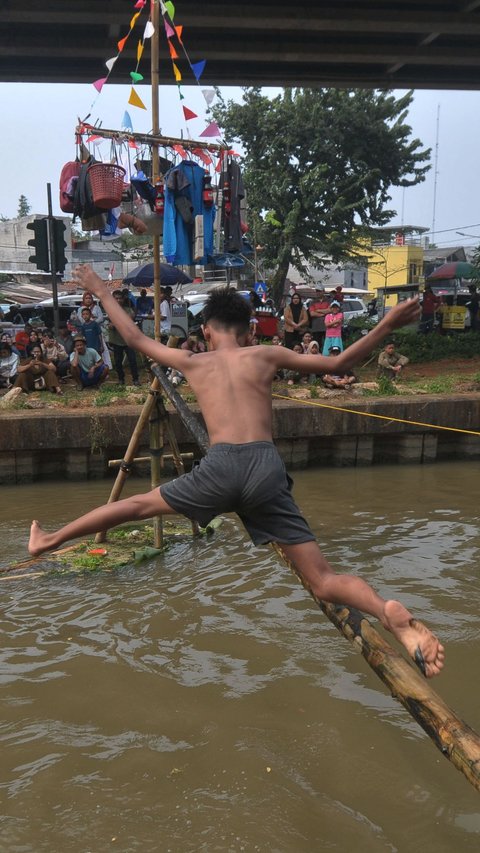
[{"xmin": 160, "ymin": 286, "xmax": 172, "ymax": 340}]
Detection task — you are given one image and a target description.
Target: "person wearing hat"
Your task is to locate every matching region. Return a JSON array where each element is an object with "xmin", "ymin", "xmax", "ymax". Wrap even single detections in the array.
[
  {"xmin": 69, "ymin": 335, "xmax": 109, "ymax": 390},
  {"xmin": 322, "ymin": 345, "xmax": 356, "ymax": 389},
  {"xmin": 308, "ymin": 287, "xmax": 330, "ymax": 349},
  {"xmin": 322, "ymin": 301, "xmax": 344, "ymax": 356}
]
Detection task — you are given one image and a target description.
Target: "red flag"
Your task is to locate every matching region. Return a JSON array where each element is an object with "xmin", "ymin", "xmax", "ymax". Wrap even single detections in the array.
[
  {"xmin": 193, "ymin": 147, "xmax": 212, "ymax": 166},
  {"xmin": 173, "ymin": 144, "xmax": 188, "ymax": 159},
  {"xmin": 183, "ymin": 106, "xmax": 198, "ymax": 121}
]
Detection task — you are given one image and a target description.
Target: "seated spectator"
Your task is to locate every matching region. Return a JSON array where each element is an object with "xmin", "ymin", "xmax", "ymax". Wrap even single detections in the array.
[
  {"xmin": 15, "ymin": 323, "xmax": 33, "ymax": 359},
  {"xmin": 306, "ymin": 339, "xmax": 323, "ymax": 382},
  {"xmin": 79, "ymin": 307, "xmax": 104, "ymax": 355},
  {"xmin": 271, "ymin": 334, "xmax": 283, "ymax": 347},
  {"xmin": 322, "ymin": 345, "xmax": 357, "ymax": 389},
  {"xmin": 41, "ymin": 331, "xmax": 70, "ymax": 378},
  {"xmin": 1, "ymin": 333, "xmax": 20, "ymax": 356},
  {"xmin": 69, "ymin": 335, "xmax": 109, "ymax": 390},
  {"xmin": 286, "ymin": 343, "xmax": 304, "ymax": 385},
  {"xmin": 377, "ymin": 340, "xmax": 409, "ymax": 380},
  {"xmin": 301, "ymin": 331, "xmax": 314, "ymax": 352},
  {"xmin": 14, "ymin": 345, "xmax": 62, "ymax": 395},
  {"xmin": 0, "ymin": 343, "xmax": 20, "ymax": 389},
  {"xmin": 26, "ymin": 329, "xmax": 43, "ymax": 358},
  {"xmin": 56, "ymin": 324, "xmax": 75, "ymax": 357}
]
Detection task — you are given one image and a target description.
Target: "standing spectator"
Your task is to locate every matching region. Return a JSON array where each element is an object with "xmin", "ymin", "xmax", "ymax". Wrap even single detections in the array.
[
  {"xmin": 283, "ymin": 293, "xmax": 309, "ymax": 349},
  {"xmin": 322, "ymin": 301, "xmax": 344, "ymax": 355},
  {"xmin": 79, "ymin": 307, "xmax": 104, "ymax": 355},
  {"xmin": 468, "ymin": 284, "xmax": 479, "ymax": 331},
  {"xmin": 308, "ymin": 287, "xmax": 330, "ymax": 348},
  {"xmin": 122, "ymin": 287, "xmax": 136, "ymax": 311},
  {"xmin": 71, "ymin": 292, "xmax": 104, "ymax": 330},
  {"xmin": 377, "ymin": 340, "xmax": 409, "ymax": 380},
  {"xmin": 14, "ymin": 345, "xmax": 62, "ymax": 395},
  {"xmin": 420, "ymin": 284, "xmax": 440, "ymax": 333},
  {"xmin": 160, "ymin": 286, "xmax": 172, "ymax": 342},
  {"xmin": 108, "ymin": 291, "xmax": 141, "ymax": 386},
  {"xmin": 69, "ymin": 335, "xmax": 109, "ymax": 390},
  {"xmin": 0, "ymin": 343, "xmax": 20, "ymax": 388},
  {"xmin": 135, "ymin": 288, "xmax": 154, "ymax": 317}
]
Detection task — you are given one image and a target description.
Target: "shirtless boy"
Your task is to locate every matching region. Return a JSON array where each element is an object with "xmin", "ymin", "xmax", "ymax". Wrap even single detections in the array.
[{"xmin": 29, "ymin": 265, "xmax": 444, "ymax": 678}]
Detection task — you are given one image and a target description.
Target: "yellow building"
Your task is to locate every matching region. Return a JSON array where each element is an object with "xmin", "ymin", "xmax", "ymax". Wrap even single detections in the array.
[{"xmin": 363, "ymin": 226, "xmax": 427, "ymax": 308}]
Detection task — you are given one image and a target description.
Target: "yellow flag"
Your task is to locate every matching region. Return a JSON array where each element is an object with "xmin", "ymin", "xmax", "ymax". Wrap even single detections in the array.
[
  {"xmin": 130, "ymin": 11, "xmax": 141, "ymax": 29},
  {"xmin": 172, "ymin": 62, "xmax": 182, "ymax": 82},
  {"xmin": 137, "ymin": 39, "xmax": 144, "ymax": 62},
  {"xmin": 128, "ymin": 87, "xmax": 147, "ymax": 110}
]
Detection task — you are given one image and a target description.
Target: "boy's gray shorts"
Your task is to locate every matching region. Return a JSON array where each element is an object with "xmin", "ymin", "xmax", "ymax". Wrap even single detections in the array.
[{"xmin": 160, "ymin": 441, "xmax": 315, "ymax": 546}]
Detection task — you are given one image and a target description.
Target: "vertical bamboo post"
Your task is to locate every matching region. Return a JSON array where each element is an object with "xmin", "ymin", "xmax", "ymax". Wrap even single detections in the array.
[
  {"xmin": 150, "ymin": 0, "xmax": 164, "ymax": 547},
  {"xmin": 94, "ymin": 377, "xmax": 161, "ymax": 543},
  {"xmin": 149, "ymin": 391, "xmax": 164, "ymax": 548}
]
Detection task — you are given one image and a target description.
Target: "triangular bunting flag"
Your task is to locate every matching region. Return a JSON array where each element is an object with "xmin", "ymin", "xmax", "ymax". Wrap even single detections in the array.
[
  {"xmin": 93, "ymin": 77, "xmax": 108, "ymax": 93},
  {"xmin": 128, "ymin": 140, "xmax": 139, "ymax": 149},
  {"xmin": 130, "ymin": 11, "xmax": 141, "ymax": 29},
  {"xmin": 183, "ymin": 106, "xmax": 198, "ymax": 121},
  {"xmin": 134, "ymin": 0, "xmax": 146, "ymax": 8},
  {"xmin": 175, "ymin": 25, "xmax": 183, "ymax": 43},
  {"xmin": 215, "ymin": 157, "xmax": 223, "ymax": 173},
  {"xmin": 172, "ymin": 62, "xmax": 182, "ymax": 82},
  {"xmin": 137, "ymin": 40, "xmax": 144, "ymax": 61},
  {"xmin": 165, "ymin": 21, "xmax": 175, "ymax": 38},
  {"xmin": 165, "ymin": 1, "xmax": 175, "ymax": 19},
  {"xmin": 128, "ymin": 87, "xmax": 147, "ymax": 109},
  {"xmin": 202, "ymin": 88, "xmax": 215, "ymax": 105},
  {"xmin": 193, "ymin": 148, "xmax": 212, "ymax": 166},
  {"xmin": 144, "ymin": 21, "xmax": 155, "ymax": 38},
  {"xmin": 173, "ymin": 144, "xmax": 188, "ymax": 159},
  {"xmin": 160, "ymin": 1, "xmax": 167, "ymax": 12},
  {"xmin": 105, "ymin": 56, "xmax": 117, "ymax": 72},
  {"xmin": 168, "ymin": 40, "xmax": 179, "ymax": 60},
  {"xmin": 122, "ymin": 111, "xmax": 133, "ymax": 131},
  {"xmin": 118, "ymin": 35, "xmax": 129, "ymax": 52},
  {"xmin": 130, "ymin": 71, "xmax": 144, "ymax": 83},
  {"xmin": 177, "ymin": 85, "xmax": 185, "ymax": 100},
  {"xmin": 86, "ymin": 135, "xmax": 102, "ymax": 144},
  {"xmin": 191, "ymin": 60, "xmax": 206, "ymax": 81},
  {"xmin": 199, "ymin": 121, "xmax": 221, "ymax": 138}
]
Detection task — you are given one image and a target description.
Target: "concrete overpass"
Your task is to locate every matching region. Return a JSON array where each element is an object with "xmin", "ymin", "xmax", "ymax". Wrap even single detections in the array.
[{"xmin": 2, "ymin": 1, "xmax": 480, "ymax": 89}]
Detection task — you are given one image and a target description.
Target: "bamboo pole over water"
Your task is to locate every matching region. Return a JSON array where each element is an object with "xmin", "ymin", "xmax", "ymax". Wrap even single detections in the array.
[{"xmin": 153, "ymin": 374, "xmax": 480, "ymax": 792}]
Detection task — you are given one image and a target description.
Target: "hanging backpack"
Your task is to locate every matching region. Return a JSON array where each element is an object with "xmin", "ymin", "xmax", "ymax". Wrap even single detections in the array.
[
  {"xmin": 72, "ymin": 161, "xmax": 104, "ymax": 221},
  {"xmin": 59, "ymin": 160, "xmax": 81, "ymax": 213}
]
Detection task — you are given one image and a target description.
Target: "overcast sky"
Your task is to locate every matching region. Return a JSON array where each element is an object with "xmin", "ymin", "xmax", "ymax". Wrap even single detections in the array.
[{"xmin": 2, "ymin": 83, "xmax": 480, "ymax": 250}]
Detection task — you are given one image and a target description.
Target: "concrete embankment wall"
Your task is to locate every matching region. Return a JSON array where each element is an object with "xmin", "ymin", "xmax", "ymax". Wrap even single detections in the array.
[{"xmin": 0, "ymin": 395, "xmax": 479, "ymax": 484}]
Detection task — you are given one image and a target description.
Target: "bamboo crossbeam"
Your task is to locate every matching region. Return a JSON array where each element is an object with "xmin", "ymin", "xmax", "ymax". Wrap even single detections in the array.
[
  {"xmin": 75, "ymin": 123, "xmax": 228, "ymax": 154},
  {"xmin": 107, "ymin": 452, "xmax": 194, "ymax": 468},
  {"xmin": 155, "ymin": 370, "xmax": 480, "ymax": 792}
]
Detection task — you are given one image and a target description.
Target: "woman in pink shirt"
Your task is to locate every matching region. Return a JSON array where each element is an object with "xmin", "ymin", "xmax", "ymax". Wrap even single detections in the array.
[{"xmin": 322, "ymin": 301, "xmax": 343, "ymax": 355}]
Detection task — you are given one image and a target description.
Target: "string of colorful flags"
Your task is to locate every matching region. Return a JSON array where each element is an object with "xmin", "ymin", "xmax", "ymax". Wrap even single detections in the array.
[{"xmin": 89, "ymin": 0, "xmax": 222, "ymax": 146}]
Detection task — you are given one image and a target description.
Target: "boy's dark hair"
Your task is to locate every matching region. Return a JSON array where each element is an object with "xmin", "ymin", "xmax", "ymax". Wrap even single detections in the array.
[
  {"xmin": 0, "ymin": 343, "xmax": 12, "ymax": 354},
  {"xmin": 203, "ymin": 287, "xmax": 252, "ymax": 333}
]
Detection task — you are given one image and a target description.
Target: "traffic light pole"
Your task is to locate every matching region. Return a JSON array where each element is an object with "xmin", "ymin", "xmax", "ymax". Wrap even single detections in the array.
[{"xmin": 46, "ymin": 183, "xmax": 60, "ymax": 335}]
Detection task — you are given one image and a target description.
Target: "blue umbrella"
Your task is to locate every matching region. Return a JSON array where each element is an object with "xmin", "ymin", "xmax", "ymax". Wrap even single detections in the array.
[
  {"xmin": 123, "ymin": 263, "xmax": 192, "ymax": 287},
  {"xmin": 212, "ymin": 253, "xmax": 245, "ymax": 269}
]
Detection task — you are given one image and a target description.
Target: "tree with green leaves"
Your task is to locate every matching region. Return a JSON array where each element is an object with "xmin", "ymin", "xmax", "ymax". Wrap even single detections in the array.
[
  {"xmin": 17, "ymin": 195, "xmax": 32, "ymax": 218},
  {"xmin": 213, "ymin": 88, "xmax": 430, "ymax": 303}
]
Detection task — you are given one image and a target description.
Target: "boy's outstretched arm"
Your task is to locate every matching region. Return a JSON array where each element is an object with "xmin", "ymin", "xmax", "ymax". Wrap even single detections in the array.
[
  {"xmin": 274, "ymin": 299, "xmax": 420, "ymax": 375},
  {"xmin": 72, "ymin": 265, "xmax": 191, "ymax": 370}
]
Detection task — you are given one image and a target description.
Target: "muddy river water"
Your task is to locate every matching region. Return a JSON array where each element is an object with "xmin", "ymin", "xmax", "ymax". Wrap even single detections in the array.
[{"xmin": 0, "ymin": 462, "xmax": 479, "ymax": 852}]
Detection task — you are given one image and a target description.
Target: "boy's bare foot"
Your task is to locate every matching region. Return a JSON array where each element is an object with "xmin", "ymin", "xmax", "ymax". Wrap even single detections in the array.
[
  {"xmin": 382, "ymin": 599, "xmax": 445, "ymax": 678},
  {"xmin": 28, "ymin": 520, "xmax": 54, "ymax": 557}
]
